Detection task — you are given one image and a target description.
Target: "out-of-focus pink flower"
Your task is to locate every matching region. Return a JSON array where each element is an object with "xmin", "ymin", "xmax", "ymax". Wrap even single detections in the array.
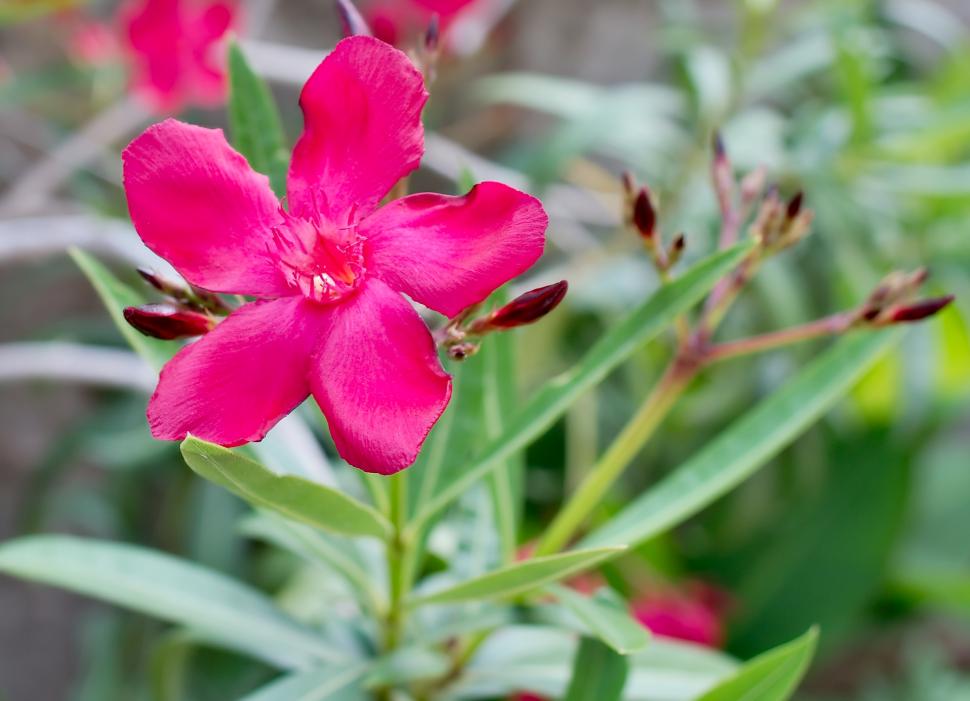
[
  {"xmin": 511, "ymin": 694, "xmax": 547, "ymax": 701},
  {"xmin": 122, "ymin": 37, "xmax": 547, "ymax": 473},
  {"xmin": 631, "ymin": 582, "xmax": 729, "ymax": 648},
  {"xmin": 119, "ymin": 0, "xmax": 238, "ymax": 113},
  {"xmin": 68, "ymin": 19, "xmax": 120, "ymax": 66},
  {"xmin": 363, "ymin": 0, "xmax": 478, "ymax": 47}
]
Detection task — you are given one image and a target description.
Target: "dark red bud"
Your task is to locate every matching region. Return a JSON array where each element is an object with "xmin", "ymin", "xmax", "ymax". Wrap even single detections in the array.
[
  {"xmin": 123, "ymin": 304, "xmax": 215, "ymax": 340},
  {"xmin": 786, "ymin": 191, "xmax": 804, "ymax": 219},
  {"xmin": 425, "ymin": 13, "xmax": 440, "ymax": 51},
  {"xmin": 478, "ymin": 281, "xmax": 568, "ymax": 331},
  {"xmin": 335, "ymin": 0, "xmax": 372, "ymax": 37},
  {"xmin": 633, "ymin": 187, "xmax": 657, "ymax": 239},
  {"xmin": 888, "ymin": 295, "xmax": 954, "ymax": 323},
  {"xmin": 672, "ymin": 233, "xmax": 686, "ymax": 251}
]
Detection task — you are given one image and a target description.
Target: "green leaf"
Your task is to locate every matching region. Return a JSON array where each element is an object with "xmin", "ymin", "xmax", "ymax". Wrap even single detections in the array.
[
  {"xmin": 582, "ymin": 329, "xmax": 905, "ymax": 550},
  {"xmin": 181, "ymin": 436, "xmax": 390, "ymax": 540},
  {"xmin": 364, "ymin": 647, "xmax": 451, "ymax": 688},
  {"xmin": 0, "ymin": 535, "xmax": 341, "ymax": 668},
  {"xmin": 563, "ymin": 637, "xmax": 628, "ymax": 701},
  {"xmin": 412, "ymin": 244, "xmax": 751, "ymax": 529},
  {"xmin": 227, "ymin": 40, "xmax": 289, "ymax": 197},
  {"xmin": 70, "ymin": 248, "xmax": 173, "ymax": 372},
  {"xmin": 548, "ymin": 585, "xmax": 650, "ymax": 655},
  {"xmin": 696, "ymin": 627, "xmax": 818, "ymax": 701},
  {"xmin": 411, "ymin": 547, "xmax": 623, "ymax": 605},
  {"xmin": 452, "ymin": 625, "xmax": 735, "ymax": 700},
  {"xmin": 239, "ymin": 664, "xmax": 368, "ymax": 701}
]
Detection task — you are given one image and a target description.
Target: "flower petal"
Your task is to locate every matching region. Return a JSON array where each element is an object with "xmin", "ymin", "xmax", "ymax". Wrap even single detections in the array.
[
  {"xmin": 122, "ymin": 0, "xmax": 186, "ymax": 110},
  {"xmin": 310, "ymin": 278, "xmax": 451, "ymax": 474},
  {"xmin": 287, "ymin": 36, "xmax": 428, "ymax": 221},
  {"xmin": 362, "ymin": 182, "xmax": 548, "ymax": 317},
  {"xmin": 148, "ymin": 297, "xmax": 316, "ymax": 446},
  {"xmin": 123, "ymin": 118, "xmax": 291, "ymax": 296}
]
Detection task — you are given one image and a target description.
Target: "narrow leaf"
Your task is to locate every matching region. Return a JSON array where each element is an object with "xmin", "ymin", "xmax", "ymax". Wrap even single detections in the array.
[
  {"xmin": 0, "ymin": 535, "xmax": 341, "ymax": 668},
  {"xmin": 181, "ymin": 436, "xmax": 390, "ymax": 540},
  {"xmin": 582, "ymin": 330, "xmax": 905, "ymax": 550},
  {"xmin": 411, "ymin": 547, "xmax": 623, "ymax": 605},
  {"xmin": 70, "ymin": 247, "xmax": 172, "ymax": 371},
  {"xmin": 548, "ymin": 585, "xmax": 650, "ymax": 654},
  {"xmin": 696, "ymin": 627, "xmax": 818, "ymax": 701},
  {"xmin": 564, "ymin": 637, "xmax": 628, "ymax": 701},
  {"xmin": 227, "ymin": 40, "xmax": 289, "ymax": 197},
  {"xmin": 413, "ymin": 244, "xmax": 751, "ymax": 529},
  {"xmin": 239, "ymin": 664, "xmax": 368, "ymax": 701}
]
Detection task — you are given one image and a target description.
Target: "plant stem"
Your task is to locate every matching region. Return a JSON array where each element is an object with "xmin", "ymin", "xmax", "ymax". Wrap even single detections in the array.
[
  {"xmin": 533, "ymin": 357, "xmax": 697, "ymax": 556},
  {"xmin": 707, "ymin": 312, "xmax": 854, "ymax": 363},
  {"xmin": 385, "ymin": 471, "xmax": 410, "ymax": 652}
]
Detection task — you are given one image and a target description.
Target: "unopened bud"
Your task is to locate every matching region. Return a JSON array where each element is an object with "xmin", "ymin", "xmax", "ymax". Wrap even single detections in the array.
[
  {"xmin": 447, "ymin": 342, "xmax": 479, "ymax": 361},
  {"xmin": 425, "ymin": 13, "xmax": 440, "ymax": 52},
  {"xmin": 740, "ymin": 165, "xmax": 767, "ymax": 207},
  {"xmin": 123, "ymin": 304, "xmax": 215, "ymax": 340},
  {"xmin": 633, "ymin": 187, "xmax": 657, "ymax": 240},
  {"xmin": 711, "ymin": 131, "xmax": 735, "ymax": 216},
  {"xmin": 335, "ymin": 0, "xmax": 372, "ymax": 37},
  {"xmin": 137, "ymin": 267, "xmax": 185, "ymax": 298},
  {"xmin": 887, "ymin": 295, "xmax": 954, "ymax": 323},
  {"xmin": 469, "ymin": 281, "xmax": 568, "ymax": 333},
  {"xmin": 667, "ymin": 233, "xmax": 686, "ymax": 268},
  {"xmin": 785, "ymin": 191, "xmax": 804, "ymax": 219},
  {"xmin": 621, "ymin": 171, "xmax": 637, "ymax": 199}
]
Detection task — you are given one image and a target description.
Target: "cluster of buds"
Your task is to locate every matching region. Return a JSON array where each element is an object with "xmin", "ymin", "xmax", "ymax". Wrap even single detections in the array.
[
  {"xmin": 622, "ymin": 173, "xmax": 685, "ymax": 275},
  {"xmin": 124, "ymin": 268, "xmax": 228, "ymax": 340},
  {"xmin": 437, "ymin": 281, "xmax": 568, "ymax": 360},
  {"xmin": 749, "ymin": 187, "xmax": 814, "ymax": 254},
  {"xmin": 854, "ymin": 268, "xmax": 954, "ymax": 327}
]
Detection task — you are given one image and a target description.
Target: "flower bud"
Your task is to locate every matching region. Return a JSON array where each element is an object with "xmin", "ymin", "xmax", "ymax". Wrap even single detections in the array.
[
  {"xmin": 469, "ymin": 281, "xmax": 568, "ymax": 333},
  {"xmin": 632, "ymin": 187, "xmax": 657, "ymax": 240},
  {"xmin": 886, "ymin": 295, "xmax": 954, "ymax": 323},
  {"xmin": 123, "ymin": 304, "xmax": 215, "ymax": 340},
  {"xmin": 665, "ymin": 233, "xmax": 686, "ymax": 269},
  {"xmin": 785, "ymin": 191, "xmax": 804, "ymax": 220},
  {"xmin": 137, "ymin": 267, "xmax": 186, "ymax": 298},
  {"xmin": 335, "ymin": 0, "xmax": 372, "ymax": 37},
  {"xmin": 447, "ymin": 342, "xmax": 479, "ymax": 361},
  {"xmin": 425, "ymin": 13, "xmax": 440, "ymax": 52}
]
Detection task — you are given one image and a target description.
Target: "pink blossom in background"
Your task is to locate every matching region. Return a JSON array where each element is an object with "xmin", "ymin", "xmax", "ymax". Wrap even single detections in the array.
[
  {"xmin": 364, "ymin": 0, "xmax": 479, "ymax": 47},
  {"xmin": 631, "ymin": 582, "xmax": 730, "ymax": 648},
  {"xmin": 123, "ymin": 36, "xmax": 547, "ymax": 474},
  {"xmin": 119, "ymin": 0, "xmax": 238, "ymax": 112},
  {"xmin": 66, "ymin": 18, "xmax": 120, "ymax": 66}
]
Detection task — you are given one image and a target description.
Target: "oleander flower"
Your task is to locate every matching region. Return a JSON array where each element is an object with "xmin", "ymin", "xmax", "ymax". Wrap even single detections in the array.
[
  {"xmin": 365, "ymin": 0, "xmax": 478, "ymax": 47},
  {"xmin": 120, "ymin": 0, "xmax": 237, "ymax": 112},
  {"xmin": 631, "ymin": 582, "xmax": 728, "ymax": 648},
  {"xmin": 122, "ymin": 36, "xmax": 547, "ymax": 473}
]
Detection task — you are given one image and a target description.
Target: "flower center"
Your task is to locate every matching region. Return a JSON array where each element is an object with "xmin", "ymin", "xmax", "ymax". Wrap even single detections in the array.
[{"xmin": 273, "ymin": 212, "xmax": 365, "ymax": 305}]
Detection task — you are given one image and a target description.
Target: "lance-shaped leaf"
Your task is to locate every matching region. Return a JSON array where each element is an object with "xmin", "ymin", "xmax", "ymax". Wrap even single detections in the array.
[
  {"xmin": 71, "ymin": 248, "xmax": 173, "ymax": 371},
  {"xmin": 412, "ymin": 243, "xmax": 751, "ymax": 529},
  {"xmin": 181, "ymin": 436, "xmax": 390, "ymax": 540},
  {"xmin": 228, "ymin": 40, "xmax": 289, "ymax": 197},
  {"xmin": 548, "ymin": 585, "xmax": 651, "ymax": 655},
  {"xmin": 696, "ymin": 627, "xmax": 818, "ymax": 701},
  {"xmin": 239, "ymin": 663, "xmax": 369, "ymax": 701},
  {"xmin": 582, "ymin": 329, "xmax": 905, "ymax": 550},
  {"xmin": 0, "ymin": 535, "xmax": 341, "ymax": 668},
  {"xmin": 564, "ymin": 636, "xmax": 628, "ymax": 701},
  {"xmin": 411, "ymin": 547, "xmax": 623, "ymax": 605}
]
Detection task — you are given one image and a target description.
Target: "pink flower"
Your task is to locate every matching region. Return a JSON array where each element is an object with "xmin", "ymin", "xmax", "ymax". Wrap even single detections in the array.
[
  {"xmin": 119, "ymin": 0, "xmax": 237, "ymax": 113},
  {"xmin": 122, "ymin": 36, "xmax": 547, "ymax": 474},
  {"xmin": 631, "ymin": 582, "xmax": 729, "ymax": 648},
  {"xmin": 364, "ymin": 0, "xmax": 478, "ymax": 47}
]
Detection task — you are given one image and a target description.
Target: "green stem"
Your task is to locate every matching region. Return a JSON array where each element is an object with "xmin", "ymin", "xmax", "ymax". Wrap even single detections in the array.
[
  {"xmin": 385, "ymin": 472, "xmax": 411, "ymax": 652},
  {"xmin": 534, "ymin": 358, "xmax": 697, "ymax": 556}
]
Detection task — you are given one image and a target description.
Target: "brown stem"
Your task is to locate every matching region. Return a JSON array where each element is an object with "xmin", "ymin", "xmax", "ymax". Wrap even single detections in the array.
[{"xmin": 705, "ymin": 312, "xmax": 855, "ymax": 364}]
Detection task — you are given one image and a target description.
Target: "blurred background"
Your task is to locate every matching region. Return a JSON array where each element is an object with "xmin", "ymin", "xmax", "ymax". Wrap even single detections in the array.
[{"xmin": 2, "ymin": 0, "xmax": 970, "ymax": 699}]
